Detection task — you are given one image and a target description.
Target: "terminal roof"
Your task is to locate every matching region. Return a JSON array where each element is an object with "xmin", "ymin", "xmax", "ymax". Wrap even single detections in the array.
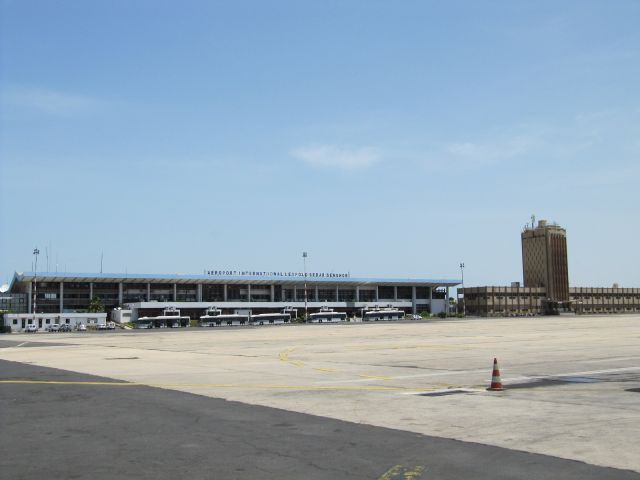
[{"xmin": 11, "ymin": 272, "xmax": 460, "ymax": 288}]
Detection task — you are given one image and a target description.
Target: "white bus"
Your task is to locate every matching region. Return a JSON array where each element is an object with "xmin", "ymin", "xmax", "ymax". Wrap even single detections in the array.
[{"xmin": 308, "ymin": 307, "xmax": 347, "ymax": 323}]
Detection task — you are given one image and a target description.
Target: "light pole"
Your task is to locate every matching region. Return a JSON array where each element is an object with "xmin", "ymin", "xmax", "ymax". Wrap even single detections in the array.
[
  {"xmin": 33, "ymin": 248, "xmax": 40, "ymax": 320},
  {"xmin": 459, "ymin": 262, "xmax": 465, "ymax": 316},
  {"xmin": 302, "ymin": 252, "xmax": 308, "ymax": 322}
]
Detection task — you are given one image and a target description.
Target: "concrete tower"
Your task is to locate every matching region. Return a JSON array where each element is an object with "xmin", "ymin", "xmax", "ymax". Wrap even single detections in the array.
[{"xmin": 521, "ymin": 219, "xmax": 569, "ymax": 303}]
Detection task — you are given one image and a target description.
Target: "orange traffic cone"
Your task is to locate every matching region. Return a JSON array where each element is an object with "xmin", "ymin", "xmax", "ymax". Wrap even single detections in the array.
[{"xmin": 487, "ymin": 357, "xmax": 504, "ymax": 391}]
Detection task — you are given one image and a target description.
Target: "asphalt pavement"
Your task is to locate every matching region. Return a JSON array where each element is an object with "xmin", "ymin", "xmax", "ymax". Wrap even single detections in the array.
[{"xmin": 1, "ymin": 358, "xmax": 638, "ymax": 480}]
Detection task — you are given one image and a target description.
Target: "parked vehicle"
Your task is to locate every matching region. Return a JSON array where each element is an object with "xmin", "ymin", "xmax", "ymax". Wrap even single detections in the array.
[
  {"xmin": 25, "ymin": 324, "xmax": 38, "ymax": 333},
  {"xmin": 47, "ymin": 323, "xmax": 60, "ymax": 332},
  {"xmin": 77, "ymin": 324, "xmax": 87, "ymax": 332},
  {"xmin": 97, "ymin": 324, "xmax": 108, "ymax": 330},
  {"xmin": 59, "ymin": 324, "xmax": 72, "ymax": 332},
  {"xmin": 106, "ymin": 322, "xmax": 116, "ymax": 330}
]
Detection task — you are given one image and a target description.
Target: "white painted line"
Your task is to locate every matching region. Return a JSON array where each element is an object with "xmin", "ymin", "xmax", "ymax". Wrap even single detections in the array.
[
  {"xmin": 401, "ymin": 388, "xmax": 482, "ymax": 396},
  {"xmin": 502, "ymin": 366, "xmax": 640, "ymax": 383},
  {"xmin": 15, "ymin": 342, "xmax": 28, "ymax": 348},
  {"xmin": 315, "ymin": 366, "xmax": 640, "ymax": 386},
  {"xmin": 314, "ymin": 369, "xmax": 487, "ymax": 385},
  {"xmin": 583, "ymin": 356, "xmax": 640, "ymax": 364}
]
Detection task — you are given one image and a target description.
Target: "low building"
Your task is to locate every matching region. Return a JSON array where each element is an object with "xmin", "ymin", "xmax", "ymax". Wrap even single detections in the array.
[
  {"xmin": 111, "ymin": 308, "xmax": 132, "ymax": 324},
  {"xmin": 570, "ymin": 287, "xmax": 640, "ymax": 314},
  {"xmin": 460, "ymin": 286, "xmax": 640, "ymax": 317},
  {"xmin": 460, "ymin": 286, "xmax": 546, "ymax": 317},
  {"xmin": 4, "ymin": 312, "xmax": 107, "ymax": 332}
]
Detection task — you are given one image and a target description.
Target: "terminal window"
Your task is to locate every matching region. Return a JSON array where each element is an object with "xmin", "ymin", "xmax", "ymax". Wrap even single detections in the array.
[{"xmin": 378, "ymin": 286, "xmax": 394, "ymax": 299}]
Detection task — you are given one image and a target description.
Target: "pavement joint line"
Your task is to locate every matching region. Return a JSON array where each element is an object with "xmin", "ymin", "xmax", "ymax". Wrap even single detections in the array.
[
  {"xmin": 0, "ymin": 379, "xmax": 419, "ymax": 392},
  {"xmin": 348, "ymin": 344, "xmax": 470, "ymax": 351}
]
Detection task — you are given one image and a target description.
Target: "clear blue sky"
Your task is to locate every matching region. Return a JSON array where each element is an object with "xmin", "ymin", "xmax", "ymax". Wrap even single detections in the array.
[{"xmin": 1, "ymin": 0, "xmax": 639, "ymax": 288}]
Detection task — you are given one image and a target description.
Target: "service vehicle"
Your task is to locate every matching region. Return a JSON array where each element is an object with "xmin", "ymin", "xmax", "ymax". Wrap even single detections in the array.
[{"xmin": 25, "ymin": 324, "xmax": 38, "ymax": 333}]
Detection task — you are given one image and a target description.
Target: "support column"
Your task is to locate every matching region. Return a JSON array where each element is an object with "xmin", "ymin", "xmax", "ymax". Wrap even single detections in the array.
[
  {"xmin": 446, "ymin": 286, "xmax": 450, "ymax": 315},
  {"xmin": 293, "ymin": 286, "xmax": 297, "ymax": 302},
  {"xmin": 118, "ymin": 283, "xmax": 123, "ymax": 306},
  {"xmin": 335, "ymin": 285, "xmax": 339, "ymax": 302},
  {"xmin": 223, "ymin": 284, "xmax": 228, "ymax": 302},
  {"xmin": 394, "ymin": 286, "xmax": 398, "ymax": 302},
  {"xmin": 197, "ymin": 284, "xmax": 202, "ymax": 302},
  {"xmin": 375, "ymin": 286, "xmax": 379, "ymax": 302},
  {"xmin": 356, "ymin": 286, "xmax": 360, "ymax": 302},
  {"xmin": 59, "ymin": 282, "xmax": 64, "ymax": 313},
  {"xmin": 429, "ymin": 287, "xmax": 433, "ymax": 313},
  {"xmin": 89, "ymin": 282, "xmax": 93, "ymax": 301},
  {"xmin": 147, "ymin": 283, "xmax": 151, "ymax": 302},
  {"xmin": 173, "ymin": 283, "xmax": 177, "ymax": 302},
  {"xmin": 270, "ymin": 285, "xmax": 275, "ymax": 302},
  {"xmin": 411, "ymin": 286, "xmax": 416, "ymax": 314},
  {"xmin": 314, "ymin": 286, "xmax": 319, "ymax": 302},
  {"xmin": 247, "ymin": 284, "xmax": 251, "ymax": 302}
]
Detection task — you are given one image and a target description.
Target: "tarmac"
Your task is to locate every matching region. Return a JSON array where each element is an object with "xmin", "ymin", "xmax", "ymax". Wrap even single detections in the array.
[{"xmin": 1, "ymin": 314, "xmax": 639, "ymax": 478}]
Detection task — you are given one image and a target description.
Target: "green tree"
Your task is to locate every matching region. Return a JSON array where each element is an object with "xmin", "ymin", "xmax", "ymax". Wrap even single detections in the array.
[{"xmin": 87, "ymin": 296, "xmax": 105, "ymax": 313}]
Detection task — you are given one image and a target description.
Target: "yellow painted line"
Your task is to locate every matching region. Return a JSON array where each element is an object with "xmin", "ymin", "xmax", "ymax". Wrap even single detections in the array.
[
  {"xmin": 278, "ymin": 348, "xmax": 305, "ymax": 367},
  {"xmin": 404, "ymin": 465, "xmax": 426, "ymax": 479},
  {"xmin": 378, "ymin": 465, "xmax": 403, "ymax": 480},
  {"xmin": 359, "ymin": 374, "xmax": 392, "ymax": 380},
  {"xmin": 314, "ymin": 367, "xmax": 337, "ymax": 373},
  {"xmin": 0, "ymin": 379, "xmax": 417, "ymax": 392},
  {"xmin": 378, "ymin": 465, "xmax": 425, "ymax": 480}
]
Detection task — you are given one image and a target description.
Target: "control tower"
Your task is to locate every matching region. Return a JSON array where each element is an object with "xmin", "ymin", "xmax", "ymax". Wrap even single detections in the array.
[{"xmin": 521, "ymin": 218, "xmax": 570, "ymax": 311}]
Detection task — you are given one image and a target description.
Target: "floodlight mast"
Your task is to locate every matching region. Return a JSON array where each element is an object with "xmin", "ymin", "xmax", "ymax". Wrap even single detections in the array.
[
  {"xmin": 33, "ymin": 248, "xmax": 40, "ymax": 319},
  {"xmin": 302, "ymin": 252, "xmax": 308, "ymax": 321},
  {"xmin": 459, "ymin": 262, "xmax": 465, "ymax": 316}
]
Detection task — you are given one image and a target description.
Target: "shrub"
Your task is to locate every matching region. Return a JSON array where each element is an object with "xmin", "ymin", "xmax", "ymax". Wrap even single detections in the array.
[{"xmin": 437, "ymin": 312, "xmax": 447, "ymax": 318}]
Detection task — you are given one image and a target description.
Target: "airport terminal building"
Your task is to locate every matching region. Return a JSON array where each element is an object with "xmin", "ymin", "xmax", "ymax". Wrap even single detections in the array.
[{"xmin": 5, "ymin": 271, "xmax": 460, "ymax": 322}]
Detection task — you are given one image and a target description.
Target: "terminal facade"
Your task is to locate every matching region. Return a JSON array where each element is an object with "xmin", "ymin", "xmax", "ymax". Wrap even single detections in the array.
[{"xmin": 4, "ymin": 271, "xmax": 459, "ymax": 322}]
